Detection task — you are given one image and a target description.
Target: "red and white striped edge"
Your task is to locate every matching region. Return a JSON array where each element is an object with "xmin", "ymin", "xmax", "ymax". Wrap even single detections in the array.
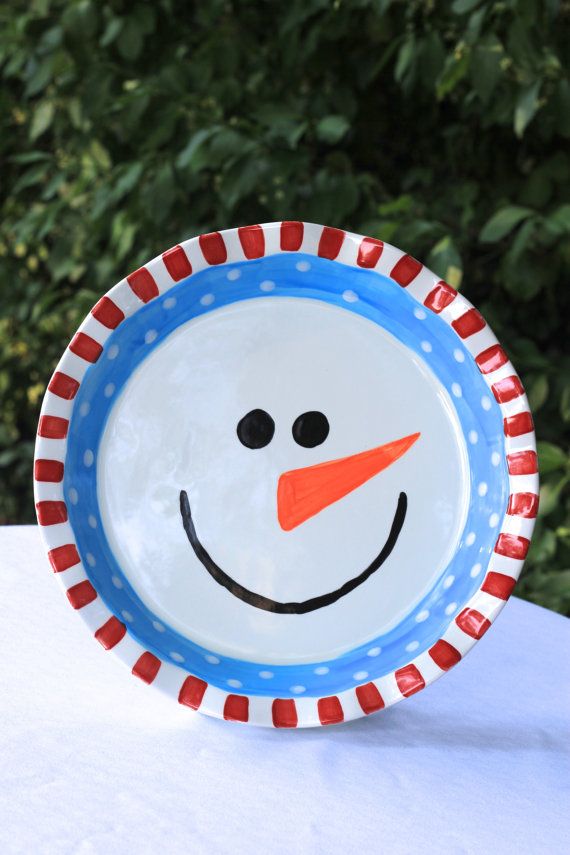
[{"xmin": 34, "ymin": 222, "xmax": 538, "ymax": 728}]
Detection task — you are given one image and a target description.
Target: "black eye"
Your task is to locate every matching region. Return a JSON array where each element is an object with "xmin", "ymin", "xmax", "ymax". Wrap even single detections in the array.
[
  {"xmin": 292, "ymin": 411, "xmax": 329, "ymax": 448},
  {"xmin": 237, "ymin": 409, "xmax": 275, "ymax": 449}
]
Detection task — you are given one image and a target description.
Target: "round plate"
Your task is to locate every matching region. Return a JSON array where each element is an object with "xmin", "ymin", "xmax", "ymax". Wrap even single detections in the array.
[{"xmin": 34, "ymin": 222, "xmax": 538, "ymax": 727}]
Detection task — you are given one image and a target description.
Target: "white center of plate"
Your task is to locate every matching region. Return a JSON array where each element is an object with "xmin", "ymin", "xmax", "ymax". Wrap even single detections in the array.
[{"xmin": 98, "ymin": 297, "xmax": 469, "ymax": 663}]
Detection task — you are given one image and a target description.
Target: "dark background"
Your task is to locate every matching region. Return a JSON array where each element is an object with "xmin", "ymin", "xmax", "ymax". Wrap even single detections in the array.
[{"xmin": 1, "ymin": 0, "xmax": 568, "ymax": 613}]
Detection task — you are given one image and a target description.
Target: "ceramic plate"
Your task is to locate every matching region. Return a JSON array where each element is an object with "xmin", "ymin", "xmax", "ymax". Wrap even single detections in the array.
[{"xmin": 34, "ymin": 222, "xmax": 538, "ymax": 727}]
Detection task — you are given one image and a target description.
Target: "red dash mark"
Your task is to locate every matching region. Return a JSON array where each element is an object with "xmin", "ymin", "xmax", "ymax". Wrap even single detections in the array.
[
  {"xmin": 318, "ymin": 227, "xmax": 345, "ymax": 260},
  {"xmin": 395, "ymin": 664, "xmax": 425, "ymax": 697},
  {"xmin": 95, "ymin": 617, "xmax": 126, "ymax": 650},
  {"xmin": 91, "ymin": 296, "xmax": 125, "ymax": 330},
  {"xmin": 199, "ymin": 232, "xmax": 227, "ymax": 265},
  {"xmin": 127, "ymin": 267, "xmax": 159, "ymax": 303},
  {"xmin": 507, "ymin": 450, "xmax": 538, "ymax": 475},
  {"xmin": 48, "ymin": 372, "xmax": 80, "ymax": 400},
  {"xmin": 495, "ymin": 533, "xmax": 530, "ymax": 560},
  {"xmin": 455, "ymin": 608, "xmax": 491, "ymax": 640},
  {"xmin": 132, "ymin": 652, "xmax": 161, "ymax": 684},
  {"xmin": 390, "ymin": 254, "xmax": 422, "ymax": 287},
  {"xmin": 504, "ymin": 412, "xmax": 534, "ymax": 438},
  {"xmin": 38, "ymin": 415, "xmax": 69, "ymax": 439},
  {"xmin": 178, "ymin": 676, "xmax": 208, "ymax": 710},
  {"xmin": 223, "ymin": 694, "xmax": 249, "ymax": 722},
  {"xmin": 428, "ymin": 640, "xmax": 461, "ymax": 671},
  {"xmin": 492, "ymin": 376, "xmax": 524, "ymax": 404},
  {"xmin": 162, "ymin": 245, "xmax": 192, "ymax": 281},
  {"xmin": 476, "ymin": 344, "xmax": 508, "ymax": 374},
  {"xmin": 34, "ymin": 459, "xmax": 64, "ymax": 482},
  {"xmin": 272, "ymin": 699, "xmax": 298, "ymax": 728},
  {"xmin": 36, "ymin": 501, "xmax": 67, "ymax": 526},
  {"xmin": 452, "ymin": 309, "xmax": 486, "ymax": 339},
  {"xmin": 67, "ymin": 580, "xmax": 97, "ymax": 609},
  {"xmin": 356, "ymin": 682, "xmax": 385, "ymax": 715},
  {"xmin": 481, "ymin": 572, "xmax": 517, "ymax": 600},
  {"xmin": 424, "ymin": 281, "xmax": 457, "ymax": 313},
  {"xmin": 357, "ymin": 237, "xmax": 383, "ymax": 268},
  {"xmin": 280, "ymin": 221, "xmax": 304, "ymax": 251},
  {"xmin": 318, "ymin": 696, "xmax": 344, "ymax": 725},
  {"xmin": 48, "ymin": 543, "xmax": 80, "ymax": 572},
  {"xmin": 507, "ymin": 492, "xmax": 539, "ymax": 519},
  {"xmin": 238, "ymin": 225, "xmax": 265, "ymax": 259},
  {"xmin": 69, "ymin": 332, "xmax": 103, "ymax": 363}
]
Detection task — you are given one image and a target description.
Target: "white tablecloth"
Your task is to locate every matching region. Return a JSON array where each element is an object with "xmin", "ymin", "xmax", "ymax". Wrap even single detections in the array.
[{"xmin": 0, "ymin": 526, "xmax": 568, "ymax": 854}]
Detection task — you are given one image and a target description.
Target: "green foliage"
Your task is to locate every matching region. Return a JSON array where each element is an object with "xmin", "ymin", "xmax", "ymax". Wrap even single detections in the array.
[{"xmin": 0, "ymin": 0, "xmax": 569, "ymax": 613}]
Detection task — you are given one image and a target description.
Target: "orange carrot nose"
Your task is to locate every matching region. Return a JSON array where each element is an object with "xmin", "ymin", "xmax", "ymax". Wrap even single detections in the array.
[{"xmin": 277, "ymin": 432, "xmax": 420, "ymax": 531}]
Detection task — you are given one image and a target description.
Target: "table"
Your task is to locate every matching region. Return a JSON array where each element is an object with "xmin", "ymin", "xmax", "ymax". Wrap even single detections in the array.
[{"xmin": 1, "ymin": 526, "xmax": 568, "ymax": 854}]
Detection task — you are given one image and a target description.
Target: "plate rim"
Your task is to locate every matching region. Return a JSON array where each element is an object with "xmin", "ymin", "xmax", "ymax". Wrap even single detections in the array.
[{"xmin": 33, "ymin": 221, "xmax": 538, "ymax": 728}]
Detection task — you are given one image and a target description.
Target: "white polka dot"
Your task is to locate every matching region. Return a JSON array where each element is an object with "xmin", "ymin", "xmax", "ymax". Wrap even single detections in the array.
[
  {"xmin": 414, "ymin": 307, "xmax": 427, "ymax": 320},
  {"xmin": 144, "ymin": 329, "xmax": 158, "ymax": 344},
  {"xmin": 85, "ymin": 552, "xmax": 96, "ymax": 567},
  {"xmin": 478, "ymin": 482, "xmax": 488, "ymax": 497},
  {"xmin": 227, "ymin": 678, "xmax": 242, "ymax": 689},
  {"xmin": 104, "ymin": 383, "xmax": 115, "ymax": 398},
  {"xmin": 259, "ymin": 670, "xmax": 274, "ymax": 679},
  {"xmin": 443, "ymin": 575, "xmax": 455, "ymax": 589},
  {"xmin": 152, "ymin": 620, "xmax": 165, "ymax": 633},
  {"xmin": 290, "ymin": 685, "xmax": 306, "ymax": 694},
  {"xmin": 163, "ymin": 296, "xmax": 176, "ymax": 309},
  {"xmin": 367, "ymin": 646, "xmax": 381, "ymax": 657},
  {"xmin": 353, "ymin": 670, "xmax": 369, "ymax": 681},
  {"xmin": 454, "ymin": 348, "xmax": 465, "ymax": 362},
  {"xmin": 68, "ymin": 487, "xmax": 78, "ymax": 505},
  {"xmin": 79, "ymin": 401, "xmax": 90, "ymax": 417},
  {"xmin": 107, "ymin": 344, "xmax": 119, "ymax": 360},
  {"xmin": 111, "ymin": 575, "xmax": 123, "ymax": 589},
  {"xmin": 342, "ymin": 289, "xmax": 358, "ymax": 303},
  {"xmin": 170, "ymin": 652, "xmax": 184, "ymax": 663},
  {"xmin": 481, "ymin": 395, "xmax": 492, "ymax": 411},
  {"xmin": 121, "ymin": 610, "xmax": 133, "ymax": 622},
  {"xmin": 296, "ymin": 261, "xmax": 310, "ymax": 272},
  {"xmin": 200, "ymin": 293, "xmax": 215, "ymax": 306},
  {"xmin": 314, "ymin": 666, "xmax": 329, "ymax": 675},
  {"xmin": 470, "ymin": 563, "xmax": 482, "ymax": 578},
  {"xmin": 491, "ymin": 452, "xmax": 501, "ymax": 467},
  {"xmin": 227, "ymin": 269, "xmax": 241, "ymax": 281},
  {"xmin": 406, "ymin": 640, "xmax": 420, "ymax": 653},
  {"xmin": 83, "ymin": 449, "xmax": 94, "ymax": 467},
  {"xmin": 465, "ymin": 532, "xmax": 476, "ymax": 546},
  {"xmin": 445, "ymin": 602, "xmax": 458, "ymax": 616},
  {"xmin": 416, "ymin": 609, "xmax": 430, "ymax": 623},
  {"xmin": 469, "ymin": 430, "xmax": 479, "ymax": 444},
  {"xmin": 421, "ymin": 340, "xmax": 432, "ymax": 352},
  {"xmin": 489, "ymin": 513, "xmax": 500, "ymax": 527},
  {"xmin": 452, "ymin": 383, "xmax": 462, "ymax": 398},
  {"xmin": 87, "ymin": 514, "xmax": 97, "ymax": 529},
  {"xmin": 205, "ymin": 654, "xmax": 220, "ymax": 665},
  {"xmin": 260, "ymin": 280, "xmax": 275, "ymax": 292}
]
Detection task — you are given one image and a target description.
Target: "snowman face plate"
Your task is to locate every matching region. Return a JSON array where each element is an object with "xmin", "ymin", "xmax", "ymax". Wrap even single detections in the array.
[{"xmin": 34, "ymin": 223, "xmax": 538, "ymax": 727}]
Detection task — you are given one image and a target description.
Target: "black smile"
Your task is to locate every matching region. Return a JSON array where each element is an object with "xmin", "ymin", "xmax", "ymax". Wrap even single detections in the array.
[{"xmin": 179, "ymin": 490, "xmax": 407, "ymax": 614}]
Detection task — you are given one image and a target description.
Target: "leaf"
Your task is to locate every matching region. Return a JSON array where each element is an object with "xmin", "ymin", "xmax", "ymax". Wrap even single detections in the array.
[
  {"xmin": 426, "ymin": 236, "xmax": 463, "ymax": 285},
  {"xmin": 29, "ymin": 102, "xmax": 54, "ymax": 141},
  {"xmin": 479, "ymin": 206, "xmax": 533, "ymax": 242},
  {"xmin": 316, "ymin": 115, "xmax": 350, "ymax": 145},
  {"xmin": 452, "ymin": 0, "xmax": 481, "ymax": 12},
  {"xmin": 176, "ymin": 129, "xmax": 216, "ymax": 170},
  {"xmin": 527, "ymin": 374, "xmax": 549, "ymax": 412},
  {"xmin": 537, "ymin": 442, "xmax": 568, "ymax": 475},
  {"xmin": 436, "ymin": 51, "xmax": 470, "ymax": 99},
  {"xmin": 514, "ymin": 81, "xmax": 541, "ymax": 138}
]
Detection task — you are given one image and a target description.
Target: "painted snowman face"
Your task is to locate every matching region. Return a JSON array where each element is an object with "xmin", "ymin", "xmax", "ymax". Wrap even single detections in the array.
[{"xmin": 98, "ymin": 297, "xmax": 469, "ymax": 663}]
